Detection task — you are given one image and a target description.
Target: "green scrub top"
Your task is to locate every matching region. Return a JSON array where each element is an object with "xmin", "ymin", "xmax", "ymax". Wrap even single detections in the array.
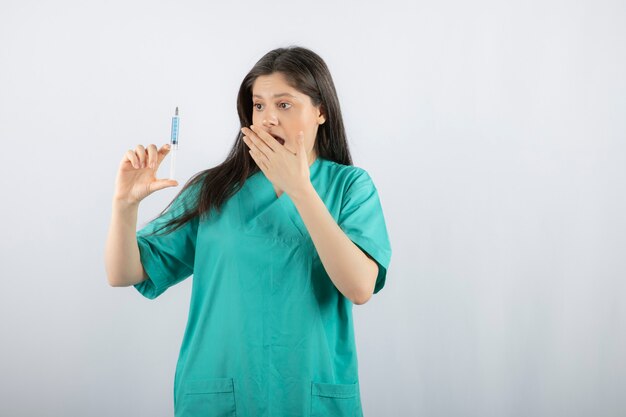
[{"xmin": 133, "ymin": 157, "xmax": 392, "ymax": 417}]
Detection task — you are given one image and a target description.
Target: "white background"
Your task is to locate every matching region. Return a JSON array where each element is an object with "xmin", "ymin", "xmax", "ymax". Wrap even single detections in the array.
[{"xmin": 0, "ymin": 0, "xmax": 624, "ymax": 416}]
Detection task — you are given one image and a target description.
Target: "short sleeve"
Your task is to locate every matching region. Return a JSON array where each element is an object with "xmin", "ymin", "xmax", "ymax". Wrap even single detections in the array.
[
  {"xmin": 338, "ymin": 169, "xmax": 392, "ymax": 294},
  {"xmin": 133, "ymin": 183, "xmax": 201, "ymax": 300}
]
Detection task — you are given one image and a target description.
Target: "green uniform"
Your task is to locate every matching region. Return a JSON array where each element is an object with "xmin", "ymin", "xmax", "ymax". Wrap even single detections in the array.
[{"xmin": 134, "ymin": 157, "xmax": 392, "ymax": 417}]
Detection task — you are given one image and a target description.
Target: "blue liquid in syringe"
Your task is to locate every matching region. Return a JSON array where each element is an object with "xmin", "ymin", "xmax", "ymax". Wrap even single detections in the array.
[{"xmin": 171, "ymin": 107, "xmax": 179, "ymax": 147}]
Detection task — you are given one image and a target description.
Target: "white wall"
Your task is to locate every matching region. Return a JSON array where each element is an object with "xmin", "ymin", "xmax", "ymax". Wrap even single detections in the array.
[{"xmin": 0, "ymin": 0, "xmax": 624, "ymax": 416}]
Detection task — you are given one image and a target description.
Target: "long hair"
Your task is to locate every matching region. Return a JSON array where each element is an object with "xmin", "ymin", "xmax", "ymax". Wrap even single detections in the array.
[{"xmin": 149, "ymin": 45, "xmax": 353, "ymax": 235}]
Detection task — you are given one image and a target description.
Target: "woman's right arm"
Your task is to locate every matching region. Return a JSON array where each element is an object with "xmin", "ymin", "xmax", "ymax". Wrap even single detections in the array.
[
  {"xmin": 105, "ymin": 144, "xmax": 178, "ymax": 287},
  {"xmin": 106, "ymin": 200, "xmax": 145, "ymax": 287}
]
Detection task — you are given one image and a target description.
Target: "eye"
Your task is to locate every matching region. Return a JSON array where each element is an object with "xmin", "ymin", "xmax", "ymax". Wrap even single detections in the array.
[
  {"xmin": 253, "ymin": 103, "xmax": 263, "ymax": 111},
  {"xmin": 279, "ymin": 102, "xmax": 291, "ymax": 110}
]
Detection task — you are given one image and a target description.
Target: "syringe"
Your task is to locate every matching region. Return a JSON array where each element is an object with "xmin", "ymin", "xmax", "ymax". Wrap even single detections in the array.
[{"xmin": 169, "ymin": 106, "xmax": 179, "ymax": 180}]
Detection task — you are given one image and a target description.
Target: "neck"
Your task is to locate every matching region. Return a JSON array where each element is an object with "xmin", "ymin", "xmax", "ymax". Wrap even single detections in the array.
[{"xmin": 308, "ymin": 151, "xmax": 318, "ymax": 167}]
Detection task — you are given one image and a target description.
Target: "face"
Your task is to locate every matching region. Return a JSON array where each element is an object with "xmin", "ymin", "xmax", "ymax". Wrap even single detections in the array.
[{"xmin": 251, "ymin": 72, "xmax": 326, "ymax": 166}]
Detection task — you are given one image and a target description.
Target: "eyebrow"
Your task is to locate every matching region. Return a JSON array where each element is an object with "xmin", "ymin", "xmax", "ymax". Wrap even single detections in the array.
[{"xmin": 252, "ymin": 93, "xmax": 298, "ymax": 99}]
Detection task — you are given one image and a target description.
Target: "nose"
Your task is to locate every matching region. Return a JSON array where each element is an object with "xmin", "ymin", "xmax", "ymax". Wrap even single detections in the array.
[{"xmin": 262, "ymin": 115, "xmax": 278, "ymax": 127}]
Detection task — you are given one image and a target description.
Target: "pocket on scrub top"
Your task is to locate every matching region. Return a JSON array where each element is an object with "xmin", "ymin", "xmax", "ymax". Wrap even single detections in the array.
[
  {"xmin": 178, "ymin": 377, "xmax": 237, "ymax": 417},
  {"xmin": 310, "ymin": 381, "xmax": 360, "ymax": 417}
]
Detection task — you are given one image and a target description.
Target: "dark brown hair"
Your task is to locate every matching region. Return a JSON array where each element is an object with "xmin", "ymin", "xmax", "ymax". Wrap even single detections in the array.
[{"xmin": 148, "ymin": 45, "xmax": 353, "ymax": 235}]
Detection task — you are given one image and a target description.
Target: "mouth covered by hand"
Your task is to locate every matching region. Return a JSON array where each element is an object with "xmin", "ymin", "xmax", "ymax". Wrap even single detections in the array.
[{"xmin": 269, "ymin": 133, "xmax": 286, "ymax": 146}]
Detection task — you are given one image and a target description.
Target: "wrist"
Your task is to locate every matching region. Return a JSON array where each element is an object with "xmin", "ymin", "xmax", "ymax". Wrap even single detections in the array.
[
  {"xmin": 289, "ymin": 182, "xmax": 317, "ymax": 205},
  {"xmin": 112, "ymin": 197, "xmax": 140, "ymax": 212}
]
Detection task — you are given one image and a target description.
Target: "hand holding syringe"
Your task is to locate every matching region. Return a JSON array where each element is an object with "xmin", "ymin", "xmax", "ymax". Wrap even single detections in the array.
[{"xmin": 112, "ymin": 107, "xmax": 180, "ymax": 205}]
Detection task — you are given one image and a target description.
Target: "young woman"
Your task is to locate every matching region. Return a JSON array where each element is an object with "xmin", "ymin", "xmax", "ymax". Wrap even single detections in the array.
[{"xmin": 105, "ymin": 45, "xmax": 392, "ymax": 417}]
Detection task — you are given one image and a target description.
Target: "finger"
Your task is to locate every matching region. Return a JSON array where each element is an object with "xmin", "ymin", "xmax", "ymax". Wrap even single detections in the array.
[
  {"xmin": 243, "ymin": 135, "xmax": 260, "ymax": 155},
  {"xmin": 146, "ymin": 144, "xmax": 158, "ymax": 170},
  {"xmin": 149, "ymin": 179, "xmax": 179, "ymax": 193},
  {"xmin": 243, "ymin": 135, "xmax": 264, "ymax": 160},
  {"xmin": 157, "ymin": 143, "xmax": 171, "ymax": 165},
  {"xmin": 297, "ymin": 131, "xmax": 305, "ymax": 150},
  {"xmin": 135, "ymin": 144, "xmax": 147, "ymax": 168},
  {"xmin": 124, "ymin": 150, "xmax": 140, "ymax": 169},
  {"xmin": 297, "ymin": 131, "xmax": 306, "ymax": 158},
  {"xmin": 248, "ymin": 125, "xmax": 278, "ymax": 153},
  {"xmin": 259, "ymin": 122, "xmax": 283, "ymax": 151},
  {"xmin": 249, "ymin": 149, "xmax": 265, "ymax": 172},
  {"xmin": 249, "ymin": 146, "xmax": 270, "ymax": 169}
]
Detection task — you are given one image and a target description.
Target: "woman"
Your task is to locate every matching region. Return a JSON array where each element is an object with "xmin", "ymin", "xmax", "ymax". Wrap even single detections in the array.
[{"xmin": 105, "ymin": 46, "xmax": 392, "ymax": 417}]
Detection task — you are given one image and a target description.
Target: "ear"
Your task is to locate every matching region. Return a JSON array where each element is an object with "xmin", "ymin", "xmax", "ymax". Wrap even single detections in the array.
[{"xmin": 317, "ymin": 106, "xmax": 326, "ymax": 125}]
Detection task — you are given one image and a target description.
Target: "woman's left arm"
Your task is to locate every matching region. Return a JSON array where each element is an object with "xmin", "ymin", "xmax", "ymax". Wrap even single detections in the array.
[{"xmin": 291, "ymin": 184, "xmax": 378, "ymax": 305}]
